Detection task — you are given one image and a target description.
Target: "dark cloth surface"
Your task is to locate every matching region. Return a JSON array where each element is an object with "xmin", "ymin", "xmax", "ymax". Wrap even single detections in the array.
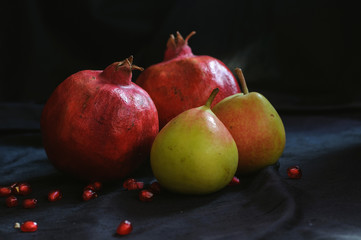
[{"xmin": 1, "ymin": 103, "xmax": 361, "ymax": 239}]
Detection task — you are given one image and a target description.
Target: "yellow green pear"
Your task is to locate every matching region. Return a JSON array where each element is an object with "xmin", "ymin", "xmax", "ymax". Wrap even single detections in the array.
[
  {"xmin": 212, "ymin": 68, "xmax": 286, "ymax": 175},
  {"xmin": 150, "ymin": 88, "xmax": 238, "ymax": 195}
]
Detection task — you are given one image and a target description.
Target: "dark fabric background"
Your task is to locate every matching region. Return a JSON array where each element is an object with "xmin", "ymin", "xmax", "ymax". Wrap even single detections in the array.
[
  {"xmin": 1, "ymin": 1, "xmax": 361, "ymax": 107},
  {"xmin": 1, "ymin": 1, "xmax": 361, "ymax": 239}
]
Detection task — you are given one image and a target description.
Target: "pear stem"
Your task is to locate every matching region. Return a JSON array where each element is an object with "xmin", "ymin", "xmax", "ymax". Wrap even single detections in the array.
[
  {"xmin": 235, "ymin": 68, "xmax": 249, "ymax": 94},
  {"xmin": 205, "ymin": 88, "xmax": 219, "ymax": 108}
]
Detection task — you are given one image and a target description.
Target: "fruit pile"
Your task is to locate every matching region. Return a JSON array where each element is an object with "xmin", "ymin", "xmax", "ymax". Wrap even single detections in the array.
[
  {"xmin": 4, "ymin": 31, "xmax": 295, "ymax": 234},
  {"xmin": 40, "ymin": 31, "xmax": 287, "ymax": 193}
]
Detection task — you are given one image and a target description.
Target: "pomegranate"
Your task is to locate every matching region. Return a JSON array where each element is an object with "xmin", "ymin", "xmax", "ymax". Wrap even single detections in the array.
[
  {"xmin": 41, "ymin": 56, "xmax": 159, "ymax": 181},
  {"xmin": 136, "ymin": 31, "xmax": 241, "ymax": 128}
]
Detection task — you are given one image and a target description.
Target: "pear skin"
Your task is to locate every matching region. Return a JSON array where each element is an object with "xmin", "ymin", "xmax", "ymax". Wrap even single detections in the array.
[
  {"xmin": 150, "ymin": 89, "xmax": 238, "ymax": 195},
  {"xmin": 212, "ymin": 68, "xmax": 286, "ymax": 174}
]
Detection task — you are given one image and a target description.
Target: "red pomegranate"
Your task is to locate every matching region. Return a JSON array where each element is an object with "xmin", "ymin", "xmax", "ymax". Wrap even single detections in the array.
[
  {"xmin": 41, "ymin": 56, "xmax": 159, "ymax": 182},
  {"xmin": 136, "ymin": 31, "xmax": 241, "ymax": 128}
]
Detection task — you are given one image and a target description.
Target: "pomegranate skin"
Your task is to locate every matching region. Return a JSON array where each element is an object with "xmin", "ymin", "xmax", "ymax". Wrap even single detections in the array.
[
  {"xmin": 41, "ymin": 57, "xmax": 159, "ymax": 182},
  {"xmin": 136, "ymin": 31, "xmax": 241, "ymax": 128}
]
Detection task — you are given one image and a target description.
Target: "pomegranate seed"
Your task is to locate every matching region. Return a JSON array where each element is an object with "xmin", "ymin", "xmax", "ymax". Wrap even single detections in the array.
[
  {"xmin": 228, "ymin": 176, "xmax": 240, "ymax": 186},
  {"xmin": 122, "ymin": 178, "xmax": 144, "ymax": 190},
  {"xmin": 139, "ymin": 189, "xmax": 153, "ymax": 202},
  {"xmin": 0, "ymin": 187, "xmax": 12, "ymax": 197},
  {"xmin": 6, "ymin": 195, "xmax": 18, "ymax": 207},
  {"xmin": 20, "ymin": 221, "xmax": 38, "ymax": 232},
  {"xmin": 116, "ymin": 220, "xmax": 132, "ymax": 235},
  {"xmin": 123, "ymin": 178, "xmax": 136, "ymax": 189},
  {"xmin": 23, "ymin": 198, "xmax": 37, "ymax": 208},
  {"xmin": 84, "ymin": 181, "xmax": 102, "ymax": 192},
  {"xmin": 287, "ymin": 166, "xmax": 302, "ymax": 179},
  {"xmin": 92, "ymin": 182, "xmax": 102, "ymax": 191},
  {"xmin": 15, "ymin": 183, "xmax": 31, "ymax": 195},
  {"xmin": 82, "ymin": 189, "xmax": 97, "ymax": 201},
  {"xmin": 48, "ymin": 190, "xmax": 62, "ymax": 202},
  {"xmin": 136, "ymin": 181, "xmax": 144, "ymax": 190},
  {"xmin": 83, "ymin": 184, "xmax": 96, "ymax": 191},
  {"xmin": 149, "ymin": 181, "xmax": 161, "ymax": 194},
  {"xmin": 127, "ymin": 181, "xmax": 139, "ymax": 190}
]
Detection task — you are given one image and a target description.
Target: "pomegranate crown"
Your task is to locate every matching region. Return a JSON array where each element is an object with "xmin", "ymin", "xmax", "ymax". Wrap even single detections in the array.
[
  {"xmin": 116, "ymin": 55, "xmax": 144, "ymax": 72},
  {"xmin": 164, "ymin": 31, "xmax": 196, "ymax": 61},
  {"xmin": 102, "ymin": 56, "xmax": 143, "ymax": 85}
]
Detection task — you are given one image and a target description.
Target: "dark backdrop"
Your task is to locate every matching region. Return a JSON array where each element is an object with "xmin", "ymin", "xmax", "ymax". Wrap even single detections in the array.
[{"xmin": 1, "ymin": 0, "xmax": 360, "ymax": 109}]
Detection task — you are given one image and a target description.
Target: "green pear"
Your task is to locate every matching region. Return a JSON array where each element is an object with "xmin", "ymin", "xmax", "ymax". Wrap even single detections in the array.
[
  {"xmin": 212, "ymin": 68, "xmax": 286, "ymax": 174},
  {"xmin": 150, "ymin": 88, "xmax": 238, "ymax": 195}
]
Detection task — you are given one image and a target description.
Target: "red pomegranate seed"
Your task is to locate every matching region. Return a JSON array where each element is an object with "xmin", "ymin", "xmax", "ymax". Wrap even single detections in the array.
[
  {"xmin": 84, "ymin": 182, "xmax": 102, "ymax": 192},
  {"xmin": 123, "ymin": 178, "xmax": 136, "ymax": 189},
  {"xmin": 122, "ymin": 178, "xmax": 144, "ymax": 190},
  {"xmin": 136, "ymin": 181, "xmax": 144, "ymax": 190},
  {"xmin": 127, "ymin": 181, "xmax": 139, "ymax": 190},
  {"xmin": 116, "ymin": 220, "xmax": 132, "ymax": 235},
  {"xmin": 48, "ymin": 190, "xmax": 62, "ymax": 202},
  {"xmin": 0, "ymin": 187, "xmax": 12, "ymax": 197},
  {"xmin": 92, "ymin": 182, "xmax": 102, "ymax": 191},
  {"xmin": 16, "ymin": 183, "xmax": 32, "ymax": 195},
  {"xmin": 6, "ymin": 195, "xmax": 18, "ymax": 207},
  {"xmin": 23, "ymin": 198, "xmax": 37, "ymax": 208},
  {"xmin": 82, "ymin": 189, "xmax": 97, "ymax": 201},
  {"xmin": 20, "ymin": 221, "xmax": 38, "ymax": 232},
  {"xmin": 287, "ymin": 166, "xmax": 302, "ymax": 179},
  {"xmin": 149, "ymin": 181, "xmax": 161, "ymax": 194},
  {"xmin": 228, "ymin": 176, "xmax": 240, "ymax": 186},
  {"xmin": 139, "ymin": 189, "xmax": 154, "ymax": 202},
  {"xmin": 83, "ymin": 184, "xmax": 95, "ymax": 191}
]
